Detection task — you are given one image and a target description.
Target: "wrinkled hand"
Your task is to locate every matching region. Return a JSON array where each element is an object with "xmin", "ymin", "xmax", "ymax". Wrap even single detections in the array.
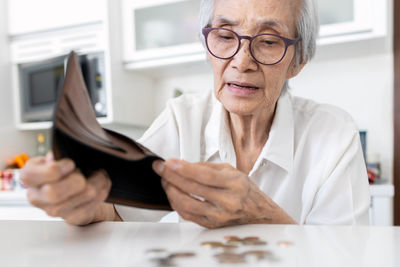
[
  {"xmin": 20, "ymin": 153, "xmax": 119, "ymax": 225},
  {"xmin": 153, "ymin": 159, "xmax": 296, "ymax": 228}
]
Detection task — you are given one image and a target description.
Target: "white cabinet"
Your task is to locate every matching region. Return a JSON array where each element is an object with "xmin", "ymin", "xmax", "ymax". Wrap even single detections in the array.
[
  {"xmin": 8, "ymin": 0, "xmax": 156, "ymax": 129},
  {"xmin": 122, "ymin": 0, "xmax": 204, "ymax": 69},
  {"xmin": 7, "ymin": 0, "xmax": 106, "ymax": 36},
  {"xmin": 121, "ymin": 0, "xmax": 388, "ymax": 70},
  {"xmin": 369, "ymin": 183, "xmax": 394, "ymax": 226},
  {"xmin": 0, "ymin": 191, "xmax": 59, "ymax": 220},
  {"xmin": 318, "ymin": 0, "xmax": 387, "ymax": 45}
]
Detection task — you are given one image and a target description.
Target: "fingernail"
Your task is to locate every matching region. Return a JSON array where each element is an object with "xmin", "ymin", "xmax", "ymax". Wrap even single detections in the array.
[
  {"xmin": 165, "ymin": 159, "xmax": 182, "ymax": 170},
  {"xmin": 45, "ymin": 151, "xmax": 54, "ymax": 162},
  {"xmin": 152, "ymin": 160, "xmax": 164, "ymax": 175},
  {"xmin": 60, "ymin": 160, "xmax": 75, "ymax": 174},
  {"xmin": 161, "ymin": 179, "xmax": 168, "ymax": 187}
]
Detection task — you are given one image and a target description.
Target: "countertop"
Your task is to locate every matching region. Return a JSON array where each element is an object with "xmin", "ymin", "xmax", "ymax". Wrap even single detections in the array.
[{"xmin": 1, "ymin": 221, "xmax": 399, "ymax": 267}]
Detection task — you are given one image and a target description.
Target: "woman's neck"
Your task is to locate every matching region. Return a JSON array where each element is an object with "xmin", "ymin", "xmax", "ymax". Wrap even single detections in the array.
[{"xmin": 229, "ymin": 105, "xmax": 276, "ymax": 174}]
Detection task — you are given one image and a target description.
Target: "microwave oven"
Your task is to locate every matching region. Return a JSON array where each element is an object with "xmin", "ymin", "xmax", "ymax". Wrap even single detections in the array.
[{"xmin": 18, "ymin": 51, "xmax": 107, "ymax": 123}]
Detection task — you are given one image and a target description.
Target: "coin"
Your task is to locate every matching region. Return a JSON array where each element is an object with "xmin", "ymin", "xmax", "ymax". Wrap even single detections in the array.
[
  {"xmin": 168, "ymin": 252, "xmax": 196, "ymax": 259},
  {"xmin": 277, "ymin": 241, "xmax": 294, "ymax": 247},
  {"xmin": 219, "ymin": 244, "xmax": 238, "ymax": 250},
  {"xmin": 243, "ymin": 236, "xmax": 260, "ymax": 241},
  {"xmin": 224, "ymin": 235, "xmax": 241, "ymax": 241},
  {"xmin": 242, "ymin": 250, "xmax": 272, "ymax": 260},
  {"xmin": 214, "ymin": 252, "xmax": 246, "ymax": 264},
  {"xmin": 242, "ymin": 240, "xmax": 267, "ymax": 246},
  {"xmin": 201, "ymin": 241, "xmax": 224, "ymax": 248}
]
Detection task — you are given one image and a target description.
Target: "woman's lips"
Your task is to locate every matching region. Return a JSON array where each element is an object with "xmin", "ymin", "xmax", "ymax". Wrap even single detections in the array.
[{"xmin": 226, "ymin": 82, "xmax": 259, "ymax": 96}]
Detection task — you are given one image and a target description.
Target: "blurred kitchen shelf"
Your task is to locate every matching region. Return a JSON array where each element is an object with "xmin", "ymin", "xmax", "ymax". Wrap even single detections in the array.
[
  {"xmin": 0, "ymin": 190, "xmax": 60, "ymax": 220},
  {"xmin": 0, "ymin": 190, "xmax": 29, "ymax": 206},
  {"xmin": 369, "ymin": 181, "xmax": 394, "ymax": 197},
  {"xmin": 369, "ymin": 180, "xmax": 394, "ymax": 226}
]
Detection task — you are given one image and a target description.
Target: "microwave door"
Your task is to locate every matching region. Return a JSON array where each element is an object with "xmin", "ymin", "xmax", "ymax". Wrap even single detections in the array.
[{"xmin": 20, "ymin": 56, "xmax": 65, "ymax": 122}]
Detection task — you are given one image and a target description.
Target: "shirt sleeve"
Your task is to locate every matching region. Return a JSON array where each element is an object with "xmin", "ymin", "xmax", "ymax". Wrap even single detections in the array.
[
  {"xmin": 305, "ymin": 127, "xmax": 371, "ymax": 225},
  {"xmin": 115, "ymin": 101, "xmax": 180, "ymax": 222}
]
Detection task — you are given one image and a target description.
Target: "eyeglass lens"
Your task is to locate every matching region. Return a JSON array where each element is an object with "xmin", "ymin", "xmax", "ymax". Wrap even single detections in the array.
[{"xmin": 206, "ymin": 28, "xmax": 287, "ymax": 65}]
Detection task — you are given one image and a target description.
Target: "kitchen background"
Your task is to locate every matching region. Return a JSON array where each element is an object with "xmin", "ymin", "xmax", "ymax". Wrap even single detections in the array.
[{"xmin": 0, "ymin": 0, "xmax": 395, "ymax": 224}]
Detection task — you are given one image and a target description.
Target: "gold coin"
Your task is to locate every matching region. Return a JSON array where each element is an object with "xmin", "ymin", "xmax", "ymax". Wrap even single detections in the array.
[
  {"xmin": 277, "ymin": 241, "xmax": 294, "ymax": 247},
  {"xmin": 224, "ymin": 235, "xmax": 241, "ymax": 241},
  {"xmin": 201, "ymin": 241, "xmax": 224, "ymax": 248},
  {"xmin": 243, "ymin": 240, "xmax": 267, "ymax": 246},
  {"xmin": 220, "ymin": 244, "xmax": 238, "ymax": 250},
  {"xmin": 243, "ymin": 236, "xmax": 260, "ymax": 241},
  {"xmin": 214, "ymin": 252, "xmax": 246, "ymax": 264}
]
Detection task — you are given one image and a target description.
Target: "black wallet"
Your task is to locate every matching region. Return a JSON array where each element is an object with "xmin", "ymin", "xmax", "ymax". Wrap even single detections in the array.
[{"xmin": 51, "ymin": 51, "xmax": 171, "ymax": 210}]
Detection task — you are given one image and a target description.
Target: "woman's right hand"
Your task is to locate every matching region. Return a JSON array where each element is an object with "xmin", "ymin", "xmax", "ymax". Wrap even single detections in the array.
[{"xmin": 20, "ymin": 153, "xmax": 120, "ymax": 225}]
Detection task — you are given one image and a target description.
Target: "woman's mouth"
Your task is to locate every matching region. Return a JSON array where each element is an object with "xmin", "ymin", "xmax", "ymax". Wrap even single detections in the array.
[{"xmin": 227, "ymin": 82, "xmax": 259, "ymax": 96}]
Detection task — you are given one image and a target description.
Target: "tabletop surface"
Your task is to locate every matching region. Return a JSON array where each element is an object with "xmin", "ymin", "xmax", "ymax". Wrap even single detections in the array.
[{"xmin": 1, "ymin": 221, "xmax": 399, "ymax": 267}]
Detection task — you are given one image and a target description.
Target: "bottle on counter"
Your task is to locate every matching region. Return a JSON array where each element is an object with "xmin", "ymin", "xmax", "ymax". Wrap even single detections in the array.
[{"xmin": 36, "ymin": 133, "xmax": 47, "ymax": 157}]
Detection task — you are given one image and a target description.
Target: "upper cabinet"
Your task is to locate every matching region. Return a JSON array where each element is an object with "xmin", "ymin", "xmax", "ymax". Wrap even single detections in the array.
[
  {"xmin": 7, "ymin": 0, "xmax": 106, "ymax": 36},
  {"xmin": 121, "ymin": 0, "xmax": 388, "ymax": 70},
  {"xmin": 122, "ymin": 0, "xmax": 204, "ymax": 69},
  {"xmin": 318, "ymin": 0, "xmax": 387, "ymax": 44}
]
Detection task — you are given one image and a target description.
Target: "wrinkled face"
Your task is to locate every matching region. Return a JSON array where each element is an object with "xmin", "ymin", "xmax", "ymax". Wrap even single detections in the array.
[{"xmin": 208, "ymin": 0, "xmax": 304, "ymax": 117}]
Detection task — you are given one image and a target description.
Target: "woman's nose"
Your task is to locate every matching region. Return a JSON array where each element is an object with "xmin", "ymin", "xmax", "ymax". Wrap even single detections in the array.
[{"xmin": 230, "ymin": 40, "xmax": 258, "ymax": 72}]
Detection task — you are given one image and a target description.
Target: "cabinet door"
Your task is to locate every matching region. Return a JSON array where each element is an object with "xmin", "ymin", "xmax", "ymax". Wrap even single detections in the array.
[
  {"xmin": 122, "ymin": 0, "xmax": 204, "ymax": 68},
  {"xmin": 8, "ymin": 0, "xmax": 106, "ymax": 35},
  {"xmin": 318, "ymin": 0, "xmax": 386, "ymax": 43}
]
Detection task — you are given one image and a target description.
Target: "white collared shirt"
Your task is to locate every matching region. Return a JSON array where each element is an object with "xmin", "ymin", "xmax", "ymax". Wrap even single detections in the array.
[{"xmin": 116, "ymin": 90, "xmax": 370, "ymax": 225}]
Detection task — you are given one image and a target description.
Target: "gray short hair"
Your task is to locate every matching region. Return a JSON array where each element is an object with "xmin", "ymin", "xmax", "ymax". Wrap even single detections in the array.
[{"xmin": 199, "ymin": 0, "xmax": 319, "ymax": 91}]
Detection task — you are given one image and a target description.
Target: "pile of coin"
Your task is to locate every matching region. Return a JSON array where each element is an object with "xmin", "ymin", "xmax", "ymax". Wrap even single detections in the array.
[
  {"xmin": 201, "ymin": 235, "xmax": 276, "ymax": 264},
  {"xmin": 144, "ymin": 236, "xmax": 294, "ymax": 265},
  {"xmin": 145, "ymin": 248, "xmax": 196, "ymax": 267}
]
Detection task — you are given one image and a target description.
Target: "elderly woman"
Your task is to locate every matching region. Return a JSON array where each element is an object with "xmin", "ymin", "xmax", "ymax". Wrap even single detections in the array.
[{"xmin": 21, "ymin": 0, "xmax": 370, "ymax": 228}]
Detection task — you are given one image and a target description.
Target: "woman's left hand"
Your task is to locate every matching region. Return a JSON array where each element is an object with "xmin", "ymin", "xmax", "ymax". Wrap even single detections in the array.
[{"xmin": 153, "ymin": 159, "xmax": 296, "ymax": 228}]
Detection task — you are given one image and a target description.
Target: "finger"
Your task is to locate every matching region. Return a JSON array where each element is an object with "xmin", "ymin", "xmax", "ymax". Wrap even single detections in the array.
[
  {"xmin": 28, "ymin": 171, "xmax": 86, "ymax": 206},
  {"xmin": 163, "ymin": 182, "xmax": 218, "ymax": 219},
  {"xmin": 46, "ymin": 151, "xmax": 54, "ymax": 162},
  {"xmin": 43, "ymin": 171, "xmax": 111, "ymax": 221},
  {"xmin": 152, "ymin": 160, "xmax": 164, "ymax": 176},
  {"xmin": 178, "ymin": 210, "xmax": 218, "ymax": 229},
  {"xmin": 162, "ymin": 166, "xmax": 224, "ymax": 203},
  {"xmin": 21, "ymin": 158, "xmax": 75, "ymax": 187},
  {"xmin": 43, "ymin": 185, "xmax": 97, "ymax": 218},
  {"xmin": 197, "ymin": 162, "xmax": 233, "ymax": 171},
  {"xmin": 63, "ymin": 180, "xmax": 111, "ymax": 226},
  {"xmin": 164, "ymin": 159, "xmax": 230, "ymax": 188}
]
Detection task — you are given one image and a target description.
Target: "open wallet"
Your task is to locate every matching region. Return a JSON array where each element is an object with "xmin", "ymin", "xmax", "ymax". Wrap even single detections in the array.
[{"xmin": 52, "ymin": 51, "xmax": 171, "ymax": 210}]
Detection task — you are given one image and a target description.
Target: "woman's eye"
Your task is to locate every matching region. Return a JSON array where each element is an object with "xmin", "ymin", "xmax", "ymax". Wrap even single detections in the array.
[{"xmin": 219, "ymin": 35, "xmax": 234, "ymax": 40}]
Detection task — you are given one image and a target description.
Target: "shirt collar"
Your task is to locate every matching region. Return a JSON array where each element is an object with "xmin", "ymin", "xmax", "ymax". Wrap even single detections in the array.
[
  {"xmin": 260, "ymin": 91, "xmax": 294, "ymax": 173},
  {"xmin": 204, "ymin": 91, "xmax": 294, "ymax": 173}
]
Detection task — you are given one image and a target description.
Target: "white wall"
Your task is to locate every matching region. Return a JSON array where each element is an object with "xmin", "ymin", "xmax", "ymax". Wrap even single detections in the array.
[
  {"xmin": 153, "ymin": 10, "xmax": 394, "ymax": 184},
  {"xmin": 0, "ymin": 1, "xmax": 44, "ymax": 168}
]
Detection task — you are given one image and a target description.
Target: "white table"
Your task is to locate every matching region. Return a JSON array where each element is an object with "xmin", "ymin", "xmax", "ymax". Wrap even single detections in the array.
[{"xmin": 1, "ymin": 221, "xmax": 399, "ymax": 267}]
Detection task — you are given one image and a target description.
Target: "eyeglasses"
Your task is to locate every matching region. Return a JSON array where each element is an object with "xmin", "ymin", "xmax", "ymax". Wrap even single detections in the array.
[{"xmin": 202, "ymin": 27, "xmax": 300, "ymax": 65}]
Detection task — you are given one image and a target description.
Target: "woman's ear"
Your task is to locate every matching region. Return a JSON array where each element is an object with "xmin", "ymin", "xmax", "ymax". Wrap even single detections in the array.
[{"xmin": 287, "ymin": 60, "xmax": 307, "ymax": 80}]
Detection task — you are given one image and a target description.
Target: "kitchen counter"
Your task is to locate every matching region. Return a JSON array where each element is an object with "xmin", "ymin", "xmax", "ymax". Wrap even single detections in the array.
[{"xmin": 1, "ymin": 221, "xmax": 399, "ymax": 267}]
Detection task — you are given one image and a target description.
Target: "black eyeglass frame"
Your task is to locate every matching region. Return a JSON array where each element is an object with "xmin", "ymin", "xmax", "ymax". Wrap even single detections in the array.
[{"xmin": 202, "ymin": 27, "xmax": 301, "ymax": 66}]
